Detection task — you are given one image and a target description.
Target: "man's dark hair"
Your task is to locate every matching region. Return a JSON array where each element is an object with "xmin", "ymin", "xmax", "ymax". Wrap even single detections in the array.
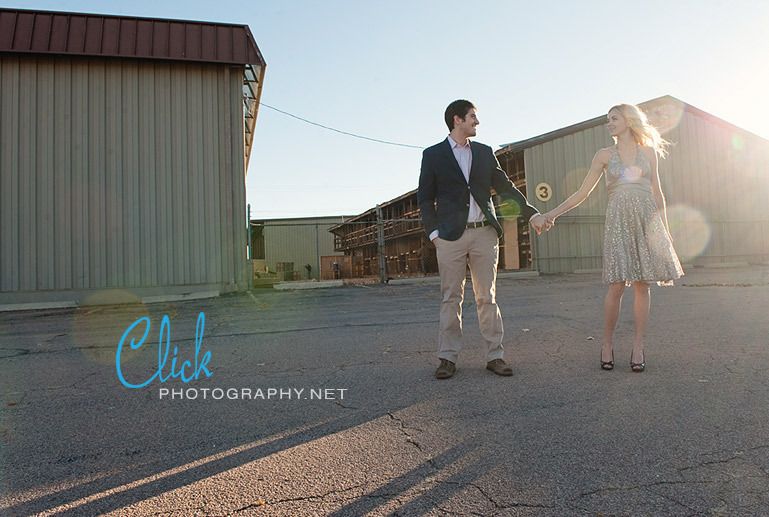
[{"xmin": 444, "ymin": 100, "xmax": 476, "ymax": 131}]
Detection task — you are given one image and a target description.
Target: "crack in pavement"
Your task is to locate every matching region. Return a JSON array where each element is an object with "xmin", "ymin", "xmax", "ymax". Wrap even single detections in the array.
[
  {"xmin": 438, "ymin": 479, "xmax": 555, "ymax": 511},
  {"xmin": 577, "ymin": 479, "xmax": 710, "ymax": 499},
  {"xmin": 147, "ymin": 505, "xmax": 206, "ymax": 516},
  {"xmin": 2, "ymin": 371, "xmax": 101, "ymax": 401},
  {"xmin": 0, "ymin": 348, "xmax": 31, "ymax": 359},
  {"xmin": 387, "ymin": 412, "xmax": 427, "ymax": 455},
  {"xmin": 432, "ymin": 503, "xmax": 474, "ymax": 516},
  {"xmin": 646, "ymin": 485, "xmax": 703, "ymax": 515},
  {"xmin": 241, "ymin": 481, "xmax": 397, "ymax": 511},
  {"xmin": 676, "ymin": 455, "xmax": 745, "ymax": 473},
  {"xmin": 334, "ymin": 400, "xmax": 359, "ymax": 410}
]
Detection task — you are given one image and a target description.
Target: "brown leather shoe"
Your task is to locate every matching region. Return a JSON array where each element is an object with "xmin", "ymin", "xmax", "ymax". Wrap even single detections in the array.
[
  {"xmin": 486, "ymin": 359, "xmax": 513, "ymax": 376},
  {"xmin": 435, "ymin": 359, "xmax": 456, "ymax": 379}
]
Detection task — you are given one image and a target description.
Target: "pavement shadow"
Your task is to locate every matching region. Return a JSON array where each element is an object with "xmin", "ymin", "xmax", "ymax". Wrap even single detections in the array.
[
  {"xmin": 327, "ymin": 443, "xmax": 484, "ymax": 517},
  {"xmin": 4, "ymin": 406, "xmax": 411, "ymax": 515}
]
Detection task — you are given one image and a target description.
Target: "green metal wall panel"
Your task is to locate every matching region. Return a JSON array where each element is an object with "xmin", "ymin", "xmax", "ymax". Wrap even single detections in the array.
[{"xmin": 261, "ymin": 218, "xmax": 345, "ymax": 280}]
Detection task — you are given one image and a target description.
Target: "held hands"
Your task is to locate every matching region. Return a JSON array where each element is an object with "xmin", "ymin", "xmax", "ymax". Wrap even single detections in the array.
[{"xmin": 530, "ymin": 214, "xmax": 555, "ymax": 236}]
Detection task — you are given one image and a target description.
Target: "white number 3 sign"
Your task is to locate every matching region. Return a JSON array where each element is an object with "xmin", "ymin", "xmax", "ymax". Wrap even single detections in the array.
[{"xmin": 535, "ymin": 182, "xmax": 552, "ymax": 202}]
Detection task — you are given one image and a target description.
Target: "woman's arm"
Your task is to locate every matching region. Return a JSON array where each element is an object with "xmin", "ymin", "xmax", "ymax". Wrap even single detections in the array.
[{"xmin": 544, "ymin": 149, "xmax": 608, "ymax": 221}]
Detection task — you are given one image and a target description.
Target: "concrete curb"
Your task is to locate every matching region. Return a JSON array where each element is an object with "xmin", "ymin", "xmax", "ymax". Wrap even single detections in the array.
[
  {"xmin": 0, "ymin": 300, "xmax": 79, "ymax": 312},
  {"xmin": 273, "ymin": 280, "xmax": 344, "ymax": 290},
  {"xmin": 142, "ymin": 291, "xmax": 220, "ymax": 303},
  {"xmin": 272, "ymin": 271, "xmax": 541, "ymax": 290}
]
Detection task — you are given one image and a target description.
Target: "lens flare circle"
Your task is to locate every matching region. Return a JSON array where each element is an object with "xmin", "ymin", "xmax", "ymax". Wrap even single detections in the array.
[
  {"xmin": 666, "ymin": 204, "xmax": 711, "ymax": 262},
  {"xmin": 71, "ymin": 291, "xmax": 148, "ymax": 366},
  {"xmin": 646, "ymin": 98, "xmax": 685, "ymax": 135}
]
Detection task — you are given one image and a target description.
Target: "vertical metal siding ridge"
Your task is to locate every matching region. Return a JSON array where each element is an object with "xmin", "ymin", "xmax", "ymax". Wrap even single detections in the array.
[
  {"xmin": 88, "ymin": 60, "xmax": 104, "ymax": 288},
  {"xmin": 222, "ymin": 66, "xmax": 234, "ymax": 283},
  {"xmin": 37, "ymin": 59, "xmax": 53, "ymax": 289},
  {"xmin": 188, "ymin": 64, "xmax": 202, "ymax": 283},
  {"xmin": 71, "ymin": 58, "xmax": 86, "ymax": 288},
  {"xmin": 213, "ymin": 67, "xmax": 223, "ymax": 282},
  {"xmin": 228, "ymin": 67, "xmax": 241, "ymax": 285},
  {"xmin": 230, "ymin": 66, "xmax": 246, "ymax": 287},
  {"xmin": 57, "ymin": 59, "xmax": 72, "ymax": 288},
  {"xmin": 1, "ymin": 58, "xmax": 17, "ymax": 290},
  {"xmin": 201, "ymin": 68, "xmax": 213, "ymax": 282},
  {"xmin": 153, "ymin": 63, "xmax": 166, "ymax": 285},
  {"xmin": 19, "ymin": 59, "xmax": 34, "ymax": 290},
  {"xmin": 138, "ymin": 64, "xmax": 152, "ymax": 286}
]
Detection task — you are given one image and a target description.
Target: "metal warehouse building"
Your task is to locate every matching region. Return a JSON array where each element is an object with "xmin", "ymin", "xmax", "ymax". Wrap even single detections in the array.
[
  {"xmin": 0, "ymin": 8, "xmax": 266, "ymax": 307},
  {"xmin": 250, "ymin": 216, "xmax": 346, "ymax": 281},
  {"xmin": 501, "ymin": 95, "xmax": 769, "ymax": 273}
]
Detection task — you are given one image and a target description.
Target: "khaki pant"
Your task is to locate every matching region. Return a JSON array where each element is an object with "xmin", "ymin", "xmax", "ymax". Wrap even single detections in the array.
[{"xmin": 433, "ymin": 225, "xmax": 504, "ymax": 363}]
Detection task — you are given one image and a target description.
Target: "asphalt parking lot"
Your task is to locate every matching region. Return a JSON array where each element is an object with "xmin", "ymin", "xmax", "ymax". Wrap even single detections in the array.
[{"xmin": 2, "ymin": 265, "xmax": 769, "ymax": 516}]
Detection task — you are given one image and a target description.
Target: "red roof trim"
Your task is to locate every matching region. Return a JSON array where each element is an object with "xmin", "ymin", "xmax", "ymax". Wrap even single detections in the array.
[{"xmin": 0, "ymin": 8, "xmax": 265, "ymax": 67}]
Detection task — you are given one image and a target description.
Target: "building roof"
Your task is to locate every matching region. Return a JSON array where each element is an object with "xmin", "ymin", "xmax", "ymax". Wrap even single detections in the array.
[
  {"xmin": 498, "ymin": 95, "xmax": 768, "ymax": 154},
  {"xmin": 252, "ymin": 216, "xmax": 352, "ymax": 225},
  {"xmin": 0, "ymin": 7, "xmax": 265, "ymax": 66}
]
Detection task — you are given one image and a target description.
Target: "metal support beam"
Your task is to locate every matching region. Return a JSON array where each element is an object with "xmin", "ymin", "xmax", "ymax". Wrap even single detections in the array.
[{"xmin": 376, "ymin": 205, "xmax": 386, "ymax": 283}]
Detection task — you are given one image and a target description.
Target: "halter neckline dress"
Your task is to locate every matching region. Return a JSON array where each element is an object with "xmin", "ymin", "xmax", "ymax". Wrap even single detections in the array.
[{"xmin": 602, "ymin": 146, "xmax": 684, "ymax": 286}]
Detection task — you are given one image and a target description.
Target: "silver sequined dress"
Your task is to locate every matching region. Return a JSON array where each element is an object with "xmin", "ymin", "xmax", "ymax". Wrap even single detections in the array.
[{"xmin": 602, "ymin": 146, "xmax": 684, "ymax": 285}]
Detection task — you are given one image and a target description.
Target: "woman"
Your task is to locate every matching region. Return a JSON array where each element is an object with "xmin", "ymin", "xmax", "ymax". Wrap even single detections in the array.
[{"xmin": 543, "ymin": 104, "xmax": 683, "ymax": 372}]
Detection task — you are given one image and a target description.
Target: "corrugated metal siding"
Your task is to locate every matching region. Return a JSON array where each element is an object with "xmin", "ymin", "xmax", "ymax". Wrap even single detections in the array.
[
  {"xmin": 262, "ymin": 218, "xmax": 345, "ymax": 280},
  {"xmin": 525, "ymin": 124, "xmax": 611, "ymax": 273},
  {"xmin": 525, "ymin": 110, "xmax": 769, "ymax": 273},
  {"xmin": 0, "ymin": 54, "xmax": 248, "ymax": 296},
  {"xmin": 663, "ymin": 110, "xmax": 769, "ymax": 265}
]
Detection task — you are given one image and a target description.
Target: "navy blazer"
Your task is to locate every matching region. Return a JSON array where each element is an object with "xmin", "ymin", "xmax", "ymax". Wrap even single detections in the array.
[{"xmin": 418, "ymin": 139, "xmax": 539, "ymax": 241}]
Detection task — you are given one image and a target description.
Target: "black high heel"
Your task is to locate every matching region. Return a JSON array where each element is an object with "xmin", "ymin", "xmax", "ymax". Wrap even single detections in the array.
[
  {"xmin": 601, "ymin": 349, "xmax": 614, "ymax": 371},
  {"xmin": 630, "ymin": 350, "xmax": 645, "ymax": 372}
]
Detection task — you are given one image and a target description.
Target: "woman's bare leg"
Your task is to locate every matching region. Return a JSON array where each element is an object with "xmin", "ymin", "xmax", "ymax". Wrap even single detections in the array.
[
  {"xmin": 603, "ymin": 282, "xmax": 625, "ymax": 363},
  {"xmin": 632, "ymin": 281, "xmax": 651, "ymax": 364}
]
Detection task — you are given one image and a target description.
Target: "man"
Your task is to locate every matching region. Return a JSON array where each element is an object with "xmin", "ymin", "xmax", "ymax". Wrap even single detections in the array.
[{"xmin": 418, "ymin": 100, "xmax": 549, "ymax": 379}]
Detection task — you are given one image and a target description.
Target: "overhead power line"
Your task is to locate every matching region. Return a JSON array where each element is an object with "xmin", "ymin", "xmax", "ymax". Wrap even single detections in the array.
[{"xmin": 259, "ymin": 102, "xmax": 424, "ymax": 150}]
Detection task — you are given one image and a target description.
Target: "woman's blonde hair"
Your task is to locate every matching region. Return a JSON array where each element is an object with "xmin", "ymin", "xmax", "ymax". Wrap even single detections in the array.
[{"xmin": 609, "ymin": 103, "xmax": 670, "ymax": 157}]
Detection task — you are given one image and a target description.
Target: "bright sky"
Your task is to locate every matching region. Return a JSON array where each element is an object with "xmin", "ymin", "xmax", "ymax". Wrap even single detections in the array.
[{"xmin": 7, "ymin": 1, "xmax": 769, "ymax": 219}]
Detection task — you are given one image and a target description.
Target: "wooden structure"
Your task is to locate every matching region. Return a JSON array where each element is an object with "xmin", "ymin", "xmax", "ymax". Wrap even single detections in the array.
[
  {"xmin": 329, "ymin": 188, "xmax": 531, "ymax": 279},
  {"xmin": 330, "ymin": 192, "xmax": 433, "ymax": 279}
]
